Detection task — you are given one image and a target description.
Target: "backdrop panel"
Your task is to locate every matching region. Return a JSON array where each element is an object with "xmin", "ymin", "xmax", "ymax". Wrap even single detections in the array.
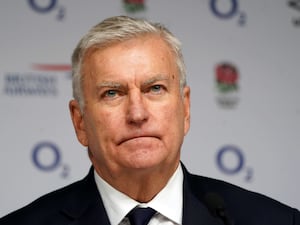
[{"xmin": 1, "ymin": 0, "xmax": 299, "ymax": 216}]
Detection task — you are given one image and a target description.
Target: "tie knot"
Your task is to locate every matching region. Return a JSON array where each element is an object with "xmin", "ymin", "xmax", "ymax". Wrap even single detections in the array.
[{"xmin": 127, "ymin": 207, "xmax": 156, "ymax": 225}]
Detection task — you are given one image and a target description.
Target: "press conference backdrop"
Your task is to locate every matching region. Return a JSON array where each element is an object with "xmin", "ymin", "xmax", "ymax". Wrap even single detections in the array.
[{"xmin": 1, "ymin": 0, "xmax": 299, "ymax": 216}]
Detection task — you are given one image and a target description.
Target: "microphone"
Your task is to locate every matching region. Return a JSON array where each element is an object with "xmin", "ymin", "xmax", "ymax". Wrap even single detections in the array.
[{"xmin": 204, "ymin": 192, "xmax": 233, "ymax": 225}]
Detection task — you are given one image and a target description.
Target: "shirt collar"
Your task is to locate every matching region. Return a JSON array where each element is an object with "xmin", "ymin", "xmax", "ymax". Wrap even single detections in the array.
[{"xmin": 94, "ymin": 165, "xmax": 183, "ymax": 225}]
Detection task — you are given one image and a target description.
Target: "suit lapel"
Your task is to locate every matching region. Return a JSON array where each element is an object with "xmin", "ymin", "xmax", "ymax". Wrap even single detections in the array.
[
  {"xmin": 60, "ymin": 167, "xmax": 111, "ymax": 225},
  {"xmin": 182, "ymin": 164, "xmax": 224, "ymax": 225}
]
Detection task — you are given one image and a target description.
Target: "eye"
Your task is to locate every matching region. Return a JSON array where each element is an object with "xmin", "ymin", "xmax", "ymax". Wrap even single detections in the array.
[
  {"xmin": 150, "ymin": 85, "xmax": 163, "ymax": 93},
  {"xmin": 103, "ymin": 89, "xmax": 118, "ymax": 98}
]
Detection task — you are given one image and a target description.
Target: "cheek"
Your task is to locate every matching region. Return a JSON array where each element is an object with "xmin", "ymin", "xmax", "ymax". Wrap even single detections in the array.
[
  {"xmin": 93, "ymin": 109, "xmax": 124, "ymax": 144},
  {"xmin": 84, "ymin": 110, "xmax": 109, "ymax": 140},
  {"xmin": 157, "ymin": 101, "xmax": 185, "ymax": 135},
  {"xmin": 85, "ymin": 111, "xmax": 118, "ymax": 158}
]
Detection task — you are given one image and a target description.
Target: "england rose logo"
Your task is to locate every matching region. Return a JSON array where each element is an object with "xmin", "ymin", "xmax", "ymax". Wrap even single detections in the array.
[
  {"xmin": 215, "ymin": 62, "xmax": 240, "ymax": 108},
  {"xmin": 123, "ymin": 0, "xmax": 146, "ymax": 13}
]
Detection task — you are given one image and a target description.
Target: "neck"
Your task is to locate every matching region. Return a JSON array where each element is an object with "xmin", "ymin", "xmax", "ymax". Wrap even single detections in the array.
[{"xmin": 94, "ymin": 163, "xmax": 179, "ymax": 202}]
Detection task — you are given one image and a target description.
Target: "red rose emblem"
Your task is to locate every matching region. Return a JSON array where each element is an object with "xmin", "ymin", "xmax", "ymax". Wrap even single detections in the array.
[{"xmin": 216, "ymin": 63, "xmax": 238, "ymax": 85}]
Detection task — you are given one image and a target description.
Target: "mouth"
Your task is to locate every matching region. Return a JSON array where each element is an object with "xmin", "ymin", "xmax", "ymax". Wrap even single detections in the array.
[{"xmin": 117, "ymin": 134, "xmax": 160, "ymax": 146}]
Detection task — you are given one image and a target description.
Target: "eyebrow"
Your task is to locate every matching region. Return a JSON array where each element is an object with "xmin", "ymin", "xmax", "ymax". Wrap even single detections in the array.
[
  {"xmin": 96, "ymin": 81, "xmax": 122, "ymax": 89},
  {"xmin": 95, "ymin": 74, "xmax": 170, "ymax": 90},
  {"xmin": 95, "ymin": 81, "xmax": 123, "ymax": 96},
  {"xmin": 142, "ymin": 74, "xmax": 169, "ymax": 87}
]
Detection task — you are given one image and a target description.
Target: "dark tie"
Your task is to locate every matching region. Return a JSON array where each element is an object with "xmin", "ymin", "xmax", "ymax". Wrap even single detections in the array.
[{"xmin": 127, "ymin": 207, "xmax": 156, "ymax": 225}]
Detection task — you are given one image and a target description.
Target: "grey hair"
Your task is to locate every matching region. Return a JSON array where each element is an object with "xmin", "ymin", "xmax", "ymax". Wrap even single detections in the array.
[{"xmin": 71, "ymin": 15, "xmax": 186, "ymax": 110}]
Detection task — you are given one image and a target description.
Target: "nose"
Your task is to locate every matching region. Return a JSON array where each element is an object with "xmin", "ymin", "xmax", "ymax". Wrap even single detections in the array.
[{"xmin": 126, "ymin": 91, "xmax": 149, "ymax": 126}]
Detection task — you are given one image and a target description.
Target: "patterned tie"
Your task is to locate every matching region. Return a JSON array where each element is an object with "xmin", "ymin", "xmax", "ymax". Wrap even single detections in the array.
[{"xmin": 127, "ymin": 207, "xmax": 156, "ymax": 225}]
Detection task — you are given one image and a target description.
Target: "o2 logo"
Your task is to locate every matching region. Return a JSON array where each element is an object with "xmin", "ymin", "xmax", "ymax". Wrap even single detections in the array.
[
  {"xmin": 216, "ymin": 145, "xmax": 253, "ymax": 182},
  {"xmin": 209, "ymin": 0, "xmax": 247, "ymax": 26},
  {"xmin": 27, "ymin": 0, "xmax": 66, "ymax": 21},
  {"xmin": 288, "ymin": 0, "xmax": 300, "ymax": 26},
  {"xmin": 32, "ymin": 141, "xmax": 70, "ymax": 178}
]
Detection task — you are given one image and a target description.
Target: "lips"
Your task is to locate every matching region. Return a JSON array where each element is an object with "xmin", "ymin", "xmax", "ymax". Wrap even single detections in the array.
[{"xmin": 117, "ymin": 133, "xmax": 160, "ymax": 146}]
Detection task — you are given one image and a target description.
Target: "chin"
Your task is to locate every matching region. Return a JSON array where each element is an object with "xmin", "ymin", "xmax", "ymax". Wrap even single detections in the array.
[{"xmin": 127, "ymin": 155, "xmax": 173, "ymax": 173}]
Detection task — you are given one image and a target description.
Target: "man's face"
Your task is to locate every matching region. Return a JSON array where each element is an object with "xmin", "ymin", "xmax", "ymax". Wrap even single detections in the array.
[{"xmin": 70, "ymin": 35, "xmax": 190, "ymax": 180}]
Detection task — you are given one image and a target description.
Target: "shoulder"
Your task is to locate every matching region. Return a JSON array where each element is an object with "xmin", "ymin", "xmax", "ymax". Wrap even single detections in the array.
[
  {"xmin": 0, "ymin": 168, "xmax": 99, "ymax": 225},
  {"xmin": 184, "ymin": 167, "xmax": 300, "ymax": 225}
]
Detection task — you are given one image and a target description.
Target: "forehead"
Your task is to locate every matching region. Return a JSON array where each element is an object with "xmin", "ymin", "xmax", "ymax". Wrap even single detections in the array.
[
  {"xmin": 82, "ymin": 35, "xmax": 178, "ymax": 82},
  {"xmin": 84, "ymin": 34, "xmax": 174, "ymax": 62}
]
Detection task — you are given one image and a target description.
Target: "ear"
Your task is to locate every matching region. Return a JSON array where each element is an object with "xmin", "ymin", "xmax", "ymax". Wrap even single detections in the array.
[
  {"xmin": 183, "ymin": 86, "xmax": 191, "ymax": 135},
  {"xmin": 69, "ymin": 100, "xmax": 88, "ymax": 146}
]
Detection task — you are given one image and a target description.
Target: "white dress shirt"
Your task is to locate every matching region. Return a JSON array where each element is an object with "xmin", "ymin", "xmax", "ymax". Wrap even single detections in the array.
[{"xmin": 94, "ymin": 165, "xmax": 183, "ymax": 225}]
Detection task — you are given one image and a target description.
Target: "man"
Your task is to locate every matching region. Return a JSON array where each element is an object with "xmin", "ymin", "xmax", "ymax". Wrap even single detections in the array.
[{"xmin": 0, "ymin": 15, "xmax": 299, "ymax": 225}]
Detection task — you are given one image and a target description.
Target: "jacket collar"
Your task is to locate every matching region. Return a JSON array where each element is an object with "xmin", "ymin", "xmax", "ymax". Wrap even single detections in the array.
[
  {"xmin": 59, "ymin": 167, "xmax": 111, "ymax": 225},
  {"xmin": 182, "ymin": 163, "xmax": 224, "ymax": 225}
]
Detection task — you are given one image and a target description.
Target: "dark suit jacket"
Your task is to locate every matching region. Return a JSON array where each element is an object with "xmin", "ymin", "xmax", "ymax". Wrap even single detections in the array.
[{"xmin": 0, "ymin": 164, "xmax": 299, "ymax": 225}]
